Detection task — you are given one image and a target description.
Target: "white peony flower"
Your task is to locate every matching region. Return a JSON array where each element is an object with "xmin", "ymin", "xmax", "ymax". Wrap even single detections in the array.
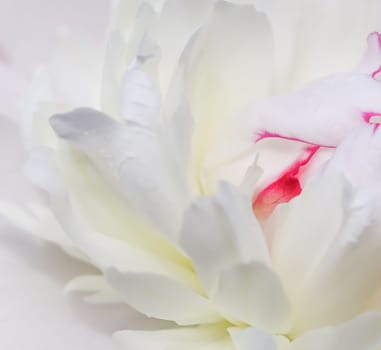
[{"xmin": 3, "ymin": 0, "xmax": 381, "ymax": 349}]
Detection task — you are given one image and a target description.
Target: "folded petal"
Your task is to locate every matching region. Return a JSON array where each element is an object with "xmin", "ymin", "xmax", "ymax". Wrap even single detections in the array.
[
  {"xmin": 23, "ymin": 146, "xmax": 195, "ymax": 286},
  {"xmin": 101, "ymin": 2, "xmax": 157, "ymax": 118},
  {"xmin": 214, "ymin": 262, "xmax": 291, "ymax": 333},
  {"xmin": 244, "ymin": 73, "xmax": 381, "ymax": 148},
  {"xmin": 106, "ymin": 270, "xmax": 222, "ymax": 325},
  {"xmin": 325, "ymin": 124, "xmax": 381, "ymax": 189},
  {"xmin": 113, "ymin": 325, "xmax": 233, "ymax": 350},
  {"xmin": 65, "ymin": 274, "xmax": 123, "ymax": 304},
  {"xmin": 180, "ymin": 182, "xmax": 270, "ymax": 294},
  {"xmin": 50, "ymin": 107, "xmax": 190, "ymax": 242}
]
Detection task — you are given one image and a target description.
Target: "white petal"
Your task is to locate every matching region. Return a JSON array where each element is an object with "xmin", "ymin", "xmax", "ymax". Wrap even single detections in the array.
[
  {"xmin": 47, "ymin": 29, "xmax": 104, "ymax": 108},
  {"xmin": 20, "ymin": 67, "xmax": 57, "ymax": 149},
  {"xmin": 244, "ymin": 73, "xmax": 381, "ymax": 148},
  {"xmin": 0, "ymin": 62, "xmax": 27, "ymax": 119},
  {"xmin": 290, "ymin": 312, "xmax": 381, "ymax": 350},
  {"xmin": 271, "ymin": 176, "xmax": 381, "ymax": 336},
  {"xmin": 65, "ymin": 274, "xmax": 108, "ymax": 292},
  {"xmin": 50, "ymin": 107, "xmax": 189, "ymax": 242},
  {"xmin": 24, "ymin": 147, "xmax": 66, "ymax": 197},
  {"xmin": 23, "ymin": 143, "xmax": 196, "ymax": 286},
  {"xmin": 325, "ymin": 124, "xmax": 381, "ymax": 189},
  {"xmin": 356, "ymin": 32, "xmax": 381, "ymax": 78},
  {"xmin": 113, "ymin": 325, "xmax": 233, "ymax": 350},
  {"xmin": 189, "ymin": 1, "xmax": 273, "ymax": 193},
  {"xmin": 101, "ymin": 3, "xmax": 157, "ymax": 119},
  {"xmin": 229, "ymin": 327, "xmax": 289, "ymax": 350},
  {"xmin": 271, "ymin": 176, "xmax": 348, "ymax": 296},
  {"xmin": 106, "ymin": 270, "xmax": 222, "ymax": 325},
  {"xmin": 148, "ymin": 0, "xmax": 215, "ymax": 94},
  {"xmin": 239, "ymin": 157, "xmax": 263, "ymax": 197},
  {"xmin": 121, "ymin": 66, "xmax": 161, "ymax": 126},
  {"xmin": 180, "ymin": 182, "xmax": 270, "ymax": 294},
  {"xmin": 254, "ymin": 0, "xmax": 381, "ymax": 90},
  {"xmin": 53, "ymin": 203, "xmax": 196, "ymax": 286},
  {"xmin": 214, "ymin": 262, "xmax": 290, "ymax": 333},
  {"xmin": 65, "ymin": 274, "xmax": 123, "ymax": 304},
  {"xmin": 0, "ymin": 143, "xmax": 77, "ymax": 252}
]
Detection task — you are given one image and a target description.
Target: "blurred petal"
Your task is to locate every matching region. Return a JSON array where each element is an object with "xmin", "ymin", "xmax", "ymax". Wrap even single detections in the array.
[
  {"xmin": 290, "ymin": 312, "xmax": 381, "ymax": 350},
  {"xmin": 254, "ymin": 0, "xmax": 381, "ymax": 90},
  {"xmin": 65, "ymin": 274, "xmax": 123, "ymax": 304},
  {"xmin": 47, "ymin": 29, "xmax": 105, "ymax": 108}
]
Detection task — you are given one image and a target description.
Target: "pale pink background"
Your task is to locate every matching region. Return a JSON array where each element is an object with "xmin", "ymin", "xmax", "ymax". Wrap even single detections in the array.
[{"xmin": 0, "ymin": 1, "xmax": 161, "ymax": 349}]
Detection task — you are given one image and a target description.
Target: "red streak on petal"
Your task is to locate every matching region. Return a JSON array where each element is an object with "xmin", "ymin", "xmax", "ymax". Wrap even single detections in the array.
[{"xmin": 253, "ymin": 146, "xmax": 319, "ymax": 220}]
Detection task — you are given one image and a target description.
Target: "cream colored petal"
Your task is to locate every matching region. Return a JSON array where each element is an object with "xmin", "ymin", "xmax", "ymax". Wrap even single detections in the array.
[
  {"xmin": 50, "ymin": 107, "xmax": 190, "ymax": 242},
  {"xmin": 65, "ymin": 274, "xmax": 124, "ymax": 304},
  {"xmin": 271, "ymin": 176, "xmax": 347, "ymax": 296},
  {"xmin": 101, "ymin": 3, "xmax": 157, "ymax": 119},
  {"xmin": 271, "ymin": 175, "xmax": 381, "ymax": 336},
  {"xmin": 23, "ymin": 145, "xmax": 195, "ymax": 286},
  {"xmin": 214, "ymin": 262, "xmax": 291, "ymax": 333},
  {"xmin": 255, "ymin": 0, "xmax": 381, "ymax": 90},
  {"xmin": 229, "ymin": 327, "xmax": 290, "ymax": 350},
  {"xmin": 113, "ymin": 325, "xmax": 233, "ymax": 350},
  {"xmin": 180, "ymin": 182, "xmax": 270, "ymax": 294},
  {"xmin": 107, "ymin": 270, "xmax": 222, "ymax": 325},
  {"xmin": 148, "ymin": 0, "xmax": 215, "ymax": 94},
  {"xmin": 290, "ymin": 312, "xmax": 381, "ymax": 350},
  {"xmin": 187, "ymin": 1, "xmax": 273, "ymax": 193}
]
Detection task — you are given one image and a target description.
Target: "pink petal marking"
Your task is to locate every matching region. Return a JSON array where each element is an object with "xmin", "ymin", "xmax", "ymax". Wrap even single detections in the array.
[
  {"xmin": 368, "ymin": 32, "xmax": 381, "ymax": 78},
  {"xmin": 362, "ymin": 111, "xmax": 381, "ymax": 133},
  {"xmin": 370, "ymin": 31, "xmax": 381, "ymax": 46},
  {"xmin": 253, "ymin": 146, "xmax": 319, "ymax": 220},
  {"xmin": 371, "ymin": 64, "xmax": 381, "ymax": 79},
  {"xmin": 255, "ymin": 130, "xmax": 335, "ymax": 148}
]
